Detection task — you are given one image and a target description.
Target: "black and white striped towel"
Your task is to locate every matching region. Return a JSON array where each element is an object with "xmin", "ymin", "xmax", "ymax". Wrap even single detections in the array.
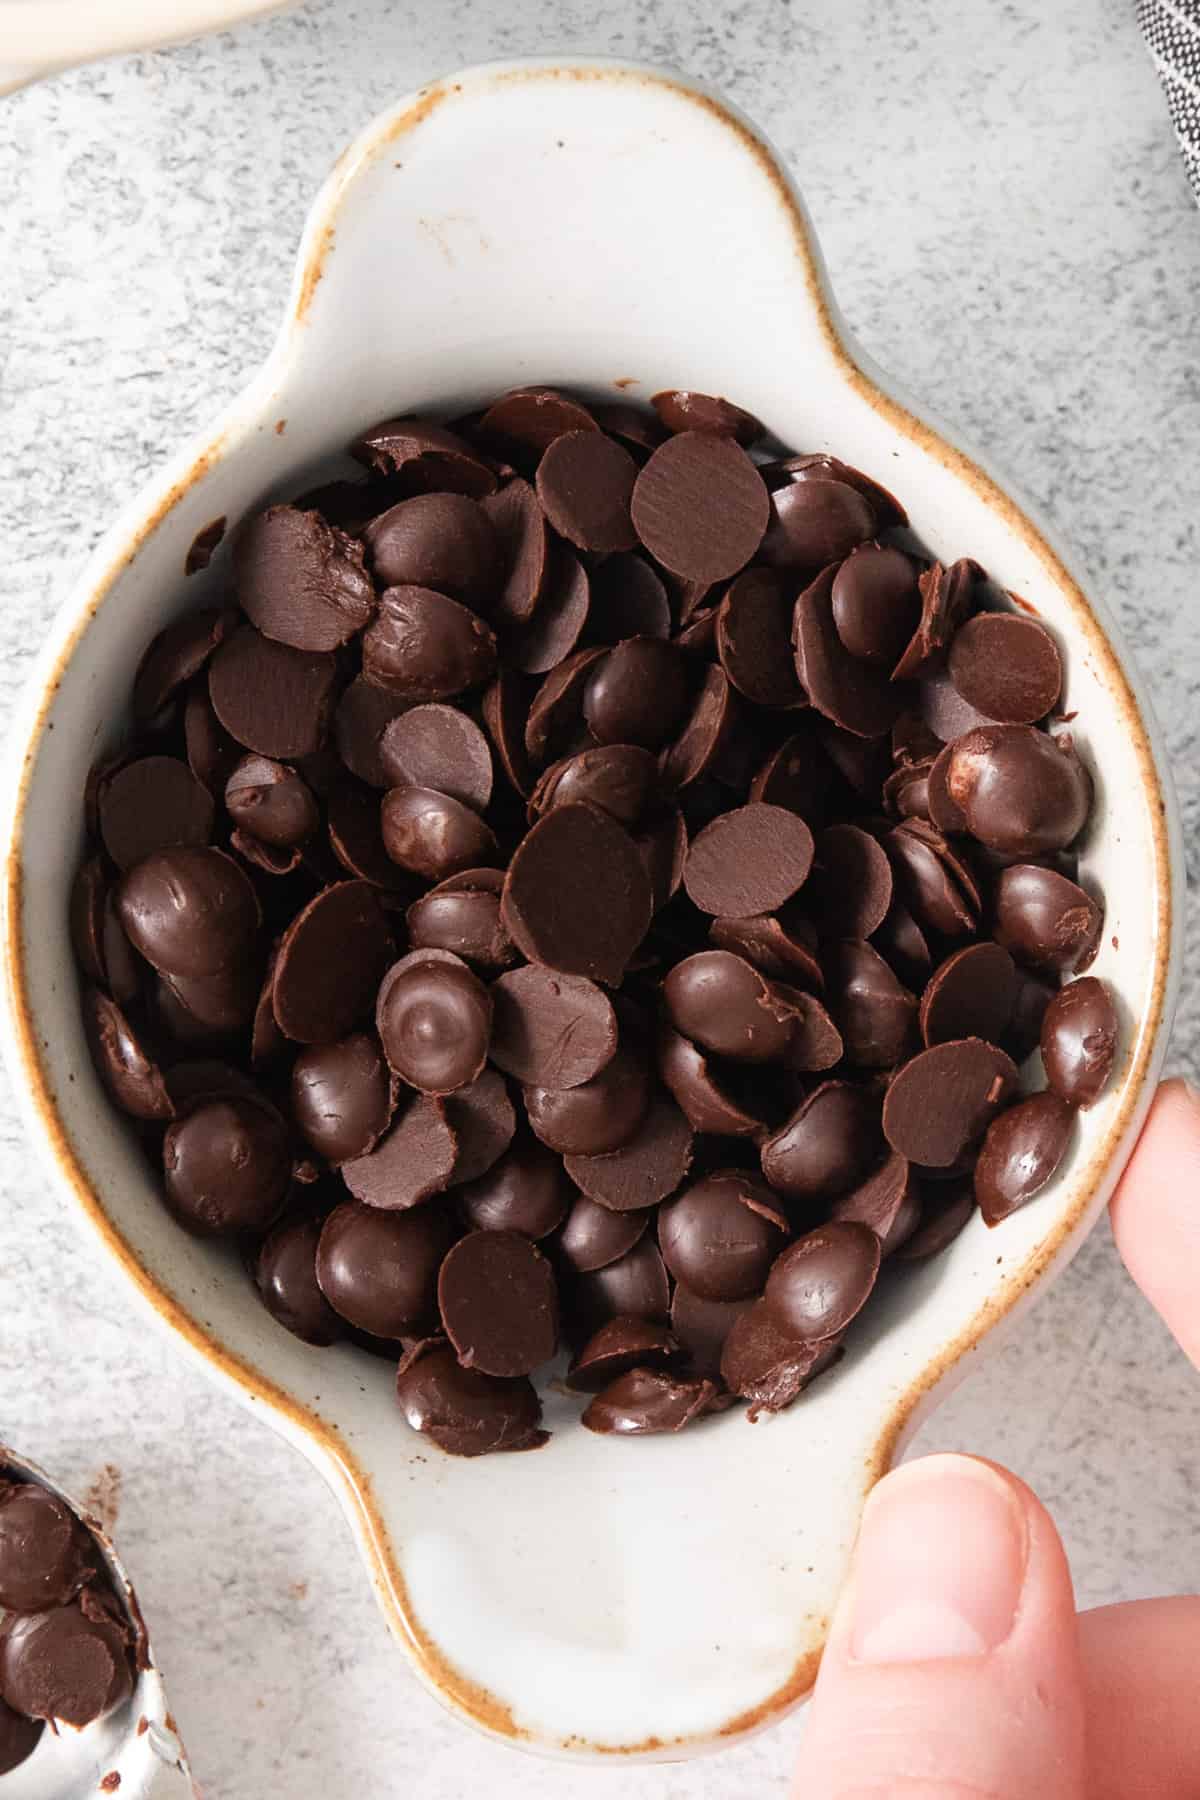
[{"xmin": 1139, "ymin": 0, "xmax": 1200, "ymax": 199}]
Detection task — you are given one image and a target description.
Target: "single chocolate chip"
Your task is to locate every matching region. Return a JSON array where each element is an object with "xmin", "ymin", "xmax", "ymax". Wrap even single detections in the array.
[
  {"xmin": 974, "ymin": 1092, "xmax": 1076, "ymax": 1226},
  {"xmin": 570, "ymin": 1235, "xmax": 671, "ymax": 1334},
  {"xmin": 438, "ymin": 1230, "xmax": 558, "ymax": 1376},
  {"xmin": 761, "ymin": 479, "xmax": 875, "ymax": 572},
  {"xmin": 592, "ymin": 402, "xmax": 667, "ymax": 454},
  {"xmin": 535, "ymin": 429, "xmax": 639, "ymax": 553},
  {"xmin": 761, "ymin": 1081, "xmax": 882, "ymax": 1200},
  {"xmin": 946, "ymin": 726, "xmax": 1092, "ymax": 856},
  {"xmin": 829, "ymin": 1151, "xmax": 922, "ymax": 1256},
  {"xmin": 234, "ymin": 505, "xmax": 375, "ymax": 651},
  {"xmin": 659, "ymin": 664, "xmax": 739, "ymax": 791},
  {"xmin": 117, "ymin": 847, "xmax": 260, "ymax": 979},
  {"xmin": 683, "ymin": 803, "xmax": 813, "ymax": 917},
  {"xmin": 806, "ymin": 823, "xmax": 894, "ymax": 939},
  {"xmin": 634, "ymin": 805, "xmax": 689, "ymax": 911},
  {"xmin": 772, "ymin": 452, "xmax": 907, "ymax": 529},
  {"xmin": 71, "ymin": 860, "xmax": 141, "ymax": 1005},
  {"xmin": 272, "ymin": 881, "xmax": 393, "ymax": 1043},
  {"xmin": 255, "ymin": 1215, "xmax": 344, "ymax": 1345},
  {"xmin": 919, "ymin": 665, "xmax": 999, "ymax": 743},
  {"xmin": 830, "ymin": 544, "xmax": 921, "ymax": 667},
  {"xmin": 377, "ymin": 705, "xmax": 493, "ymax": 811},
  {"xmin": 895, "ymin": 1182, "xmax": 977, "ymax": 1260},
  {"xmin": 376, "ymin": 949, "xmax": 492, "ymax": 1094},
  {"xmin": 501, "ymin": 801, "xmax": 653, "ymax": 984},
  {"xmin": 185, "ymin": 682, "xmax": 242, "ymax": 795},
  {"xmin": 1040, "ymin": 976, "xmax": 1118, "ymax": 1107},
  {"xmin": 362, "ymin": 585, "xmax": 497, "ymax": 701},
  {"xmin": 994, "ymin": 863, "xmax": 1104, "ymax": 974},
  {"xmin": 662, "ymin": 949, "xmax": 803, "ymax": 1063},
  {"xmin": 489, "ymin": 963, "xmax": 617, "ymax": 1088},
  {"xmin": 162, "ymin": 1097, "xmax": 290, "ymax": 1237},
  {"xmin": 555, "ymin": 1194, "xmax": 649, "ymax": 1273},
  {"xmin": 0, "ymin": 1593, "xmax": 133, "ymax": 1729},
  {"xmin": 764, "ymin": 1221, "xmax": 881, "ymax": 1342},
  {"xmin": 350, "ymin": 417, "xmax": 499, "ymax": 498},
  {"xmin": 883, "ymin": 1039, "xmax": 1019, "ymax": 1166},
  {"xmin": 564, "ymin": 1094, "xmax": 694, "ymax": 1213},
  {"xmin": 716, "ymin": 568, "xmax": 804, "ymax": 707},
  {"xmin": 582, "ymin": 638, "xmax": 691, "ymax": 749},
  {"xmin": 531, "ymin": 743, "xmax": 658, "ymax": 829},
  {"xmin": 444, "ymin": 1068, "xmax": 518, "ymax": 1184},
  {"xmin": 460, "ymin": 1141, "xmax": 571, "ymax": 1239},
  {"xmin": 631, "ymin": 432, "xmax": 769, "ymax": 583},
  {"xmin": 651, "ymin": 390, "xmax": 763, "ymax": 443},
  {"xmin": 509, "ymin": 541, "xmax": 591, "ymax": 674},
  {"xmin": 341, "ymin": 1090, "xmax": 458, "ymax": 1209},
  {"xmin": 670, "ymin": 1285, "xmax": 753, "ymax": 1380},
  {"xmin": 97, "ymin": 755, "xmax": 214, "ymax": 871},
  {"xmin": 656, "ymin": 1024, "xmax": 768, "ymax": 1136},
  {"xmin": 821, "ymin": 939, "xmax": 918, "ymax": 1069},
  {"xmin": 885, "ymin": 821, "xmax": 978, "ymax": 938},
  {"xmin": 948, "ymin": 612, "xmax": 1062, "ymax": 725},
  {"xmin": 406, "ymin": 869, "xmax": 517, "ymax": 971},
  {"xmin": 224, "ymin": 755, "xmax": 318, "ymax": 849},
  {"xmin": 325, "ymin": 773, "xmax": 413, "ymax": 889},
  {"xmin": 480, "ymin": 477, "xmax": 549, "ymax": 627},
  {"xmin": 920, "ymin": 942, "xmax": 1018, "ymax": 1048},
  {"xmin": 364, "ymin": 493, "xmax": 500, "ymax": 608},
  {"xmin": 317, "ymin": 1201, "xmax": 452, "ymax": 1336},
  {"xmin": 0, "ymin": 1484, "xmax": 94, "ymax": 1613},
  {"xmin": 586, "ymin": 553, "xmax": 672, "ymax": 643},
  {"xmin": 479, "ymin": 387, "xmax": 598, "ymax": 458},
  {"xmin": 720, "ymin": 1301, "xmax": 842, "ymax": 1416},
  {"xmin": 209, "ymin": 626, "xmax": 337, "ymax": 759},
  {"xmin": 892, "ymin": 558, "xmax": 981, "ymax": 680},
  {"xmin": 132, "ymin": 606, "xmax": 235, "ymax": 724},
  {"xmin": 524, "ymin": 1041, "xmax": 651, "ymax": 1154},
  {"xmin": 523, "ymin": 647, "xmax": 605, "ymax": 764},
  {"xmin": 395, "ymin": 1341, "xmax": 545, "ymax": 1456},
  {"xmin": 333, "ymin": 678, "xmax": 412, "ymax": 788},
  {"xmin": 870, "ymin": 901, "xmax": 933, "ymax": 992},
  {"xmin": 659, "ymin": 1170, "xmax": 788, "ymax": 1301},
  {"xmin": 568, "ymin": 1317, "xmax": 679, "ymax": 1392},
  {"xmin": 290, "ymin": 1032, "xmax": 394, "ymax": 1163},
  {"xmin": 380, "ymin": 785, "xmax": 498, "ymax": 882},
  {"xmin": 793, "ymin": 565, "xmax": 905, "ymax": 739},
  {"xmin": 582, "ymin": 1367, "xmax": 714, "ymax": 1434},
  {"xmin": 160, "ymin": 959, "xmax": 260, "ymax": 1035},
  {"xmin": 708, "ymin": 909, "xmax": 824, "ymax": 992}
]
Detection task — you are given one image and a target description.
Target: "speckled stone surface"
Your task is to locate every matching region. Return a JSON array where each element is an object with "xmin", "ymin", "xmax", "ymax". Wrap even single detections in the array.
[{"xmin": 0, "ymin": 2, "xmax": 1197, "ymax": 1795}]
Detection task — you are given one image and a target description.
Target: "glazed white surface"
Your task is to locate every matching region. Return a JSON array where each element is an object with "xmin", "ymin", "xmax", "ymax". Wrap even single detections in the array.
[{"xmin": 0, "ymin": 2, "xmax": 1198, "ymax": 1796}]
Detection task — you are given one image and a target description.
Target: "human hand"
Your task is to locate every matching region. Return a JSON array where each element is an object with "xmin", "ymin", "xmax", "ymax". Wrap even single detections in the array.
[{"xmin": 793, "ymin": 1078, "xmax": 1200, "ymax": 1799}]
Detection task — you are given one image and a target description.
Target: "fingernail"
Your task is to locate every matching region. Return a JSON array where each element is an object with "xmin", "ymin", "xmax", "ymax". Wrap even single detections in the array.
[{"xmin": 849, "ymin": 1455, "xmax": 1028, "ymax": 1664}]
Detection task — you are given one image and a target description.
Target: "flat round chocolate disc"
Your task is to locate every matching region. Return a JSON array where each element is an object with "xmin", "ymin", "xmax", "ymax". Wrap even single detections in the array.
[
  {"xmin": 631, "ymin": 431, "xmax": 769, "ymax": 583},
  {"xmin": 587, "ymin": 553, "xmax": 671, "ymax": 642},
  {"xmin": 444, "ymin": 1068, "xmax": 517, "ymax": 1183},
  {"xmin": 334, "ymin": 678, "xmax": 413, "ymax": 788},
  {"xmin": 793, "ymin": 566, "xmax": 905, "ymax": 739},
  {"xmin": 272, "ymin": 881, "xmax": 393, "ymax": 1043},
  {"xmin": 563, "ymin": 1094, "xmax": 694, "ymax": 1213},
  {"xmin": 438, "ymin": 1230, "xmax": 558, "ymax": 1376},
  {"xmin": 0, "ymin": 1598, "xmax": 133, "ymax": 1730},
  {"xmin": 480, "ymin": 477, "xmax": 549, "ymax": 627},
  {"xmin": 376, "ymin": 949, "xmax": 492, "ymax": 1094},
  {"xmin": 882, "ymin": 1038, "xmax": 1019, "ymax": 1166},
  {"xmin": 117, "ymin": 846, "xmax": 260, "ymax": 979},
  {"xmin": 479, "ymin": 387, "xmax": 598, "ymax": 457},
  {"xmin": 501, "ymin": 801, "xmax": 653, "ymax": 985},
  {"xmin": 341, "ymin": 1091, "xmax": 458, "ymax": 1210},
  {"xmin": 362, "ymin": 585, "xmax": 497, "ymax": 701},
  {"xmin": 716, "ymin": 568, "xmax": 804, "ymax": 707},
  {"xmin": 290, "ymin": 1032, "xmax": 395, "ymax": 1163},
  {"xmin": 651, "ymin": 389, "xmax": 763, "ymax": 444},
  {"xmin": 316, "ymin": 1200, "xmax": 451, "ymax": 1336},
  {"xmin": 510, "ymin": 541, "xmax": 591, "ymax": 675},
  {"xmin": 536, "ymin": 429, "xmax": 639, "ymax": 553},
  {"xmin": 805, "ymin": 823, "xmax": 893, "ymax": 938},
  {"xmin": 764, "ymin": 1221, "xmax": 881, "ymax": 1342},
  {"xmin": 377, "ymin": 704, "xmax": 493, "ymax": 810},
  {"xmin": 683, "ymin": 803, "xmax": 813, "ymax": 917},
  {"xmin": 489, "ymin": 963, "xmax": 617, "ymax": 1088},
  {"xmin": 234, "ymin": 504, "xmax": 375, "ymax": 651},
  {"xmin": 659, "ymin": 1170, "xmax": 788, "ymax": 1301},
  {"xmin": 98, "ymin": 755, "xmax": 214, "ymax": 871},
  {"xmin": 948, "ymin": 611, "xmax": 1062, "ymax": 725},
  {"xmin": 209, "ymin": 626, "xmax": 338, "ymax": 759},
  {"xmin": 920, "ymin": 942, "xmax": 1018, "ymax": 1047},
  {"xmin": 364, "ymin": 493, "xmax": 500, "ymax": 608},
  {"xmin": 659, "ymin": 664, "xmax": 739, "ymax": 793},
  {"xmin": 132, "ymin": 606, "xmax": 234, "ymax": 724},
  {"xmin": 350, "ymin": 416, "xmax": 498, "ymax": 497},
  {"xmin": 555, "ymin": 1193, "xmax": 650, "ymax": 1273}
]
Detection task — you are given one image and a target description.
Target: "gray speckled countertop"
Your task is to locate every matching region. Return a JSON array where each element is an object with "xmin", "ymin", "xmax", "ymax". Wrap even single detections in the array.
[{"xmin": 1, "ymin": 2, "xmax": 1198, "ymax": 1795}]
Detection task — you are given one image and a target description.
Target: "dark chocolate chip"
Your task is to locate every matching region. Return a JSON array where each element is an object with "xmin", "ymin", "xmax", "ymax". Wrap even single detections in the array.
[
  {"xmin": 290, "ymin": 1032, "xmax": 395, "ymax": 1163},
  {"xmin": 821, "ymin": 938, "xmax": 918, "ymax": 1069},
  {"xmin": 255, "ymin": 1215, "xmax": 344, "ymax": 1345},
  {"xmin": 894, "ymin": 1182, "xmax": 977, "ymax": 1260},
  {"xmin": 132, "ymin": 606, "xmax": 234, "ymax": 724},
  {"xmin": 564, "ymin": 1094, "xmax": 694, "ymax": 1213},
  {"xmin": 748, "ymin": 731, "xmax": 829, "ymax": 825},
  {"xmin": 377, "ymin": 704, "xmax": 493, "ymax": 811},
  {"xmin": 185, "ymin": 681, "xmax": 242, "ymax": 795},
  {"xmin": 555, "ymin": 1194, "xmax": 650, "ymax": 1273},
  {"xmin": 586, "ymin": 553, "xmax": 672, "ymax": 643},
  {"xmin": 406, "ymin": 868, "xmax": 517, "ymax": 971},
  {"xmin": 364, "ymin": 493, "xmax": 500, "ymax": 608},
  {"xmin": 333, "ymin": 678, "xmax": 413, "ymax": 789},
  {"xmin": 582, "ymin": 1367, "xmax": 714, "ymax": 1434},
  {"xmin": 272, "ymin": 881, "xmax": 393, "ymax": 1043},
  {"xmin": 536, "ymin": 429, "xmax": 639, "ymax": 553},
  {"xmin": 708, "ymin": 909, "xmax": 824, "ymax": 992},
  {"xmin": 656, "ymin": 1024, "xmax": 768, "ymax": 1137},
  {"xmin": 225, "ymin": 755, "xmax": 318, "ymax": 849},
  {"xmin": 683, "ymin": 803, "xmax": 813, "ymax": 917},
  {"xmin": 531, "ymin": 743, "xmax": 658, "ymax": 829},
  {"xmin": 659, "ymin": 664, "xmax": 739, "ymax": 790},
  {"xmin": 380, "ymin": 785, "xmax": 498, "ymax": 882},
  {"xmin": 570, "ymin": 1235, "xmax": 671, "ymax": 1333},
  {"xmin": 892, "ymin": 558, "xmax": 981, "ymax": 681},
  {"xmin": 0, "ymin": 1592, "xmax": 134, "ymax": 1729},
  {"xmin": 659, "ymin": 1170, "xmax": 788, "ymax": 1301},
  {"xmin": 882, "ymin": 1039, "xmax": 1019, "ymax": 1166},
  {"xmin": 567, "ymin": 1317, "xmax": 679, "ymax": 1392},
  {"xmin": 376, "ymin": 949, "xmax": 492, "ymax": 1094},
  {"xmin": 97, "ymin": 755, "xmax": 214, "ymax": 871},
  {"xmin": 945, "ymin": 726, "xmax": 1092, "ymax": 856},
  {"xmin": 234, "ymin": 505, "xmax": 375, "ymax": 651},
  {"xmin": 830, "ymin": 544, "xmax": 921, "ymax": 667},
  {"xmin": 117, "ymin": 847, "xmax": 260, "ymax": 979},
  {"xmin": 885, "ymin": 821, "xmax": 978, "ymax": 938},
  {"xmin": 501, "ymin": 801, "xmax": 653, "ymax": 985},
  {"xmin": 974, "ymin": 1091, "xmax": 1076, "ymax": 1226},
  {"xmin": 478, "ymin": 387, "xmax": 598, "ymax": 458},
  {"xmin": 764, "ymin": 1220, "xmax": 881, "ymax": 1342},
  {"xmin": 829, "ymin": 1151, "xmax": 922, "ymax": 1256},
  {"xmin": 362, "ymin": 586, "xmax": 497, "ymax": 701},
  {"xmin": 162, "ymin": 1097, "xmax": 290, "ymax": 1237},
  {"xmin": 444, "ymin": 1068, "xmax": 518, "ymax": 1183},
  {"xmin": 524, "ymin": 1041, "xmax": 651, "ymax": 1155},
  {"xmin": 651, "ymin": 390, "xmax": 763, "ymax": 444},
  {"xmin": 582, "ymin": 638, "xmax": 690, "ymax": 750},
  {"xmin": 793, "ymin": 565, "xmax": 905, "ymax": 739},
  {"xmin": 71, "ymin": 858, "xmax": 141, "ymax": 1005},
  {"xmin": 480, "ymin": 477, "xmax": 549, "ymax": 627},
  {"xmin": 317, "ymin": 1201, "xmax": 452, "ymax": 1335},
  {"xmin": 1040, "ymin": 976, "xmax": 1118, "ymax": 1107},
  {"xmin": 806, "ymin": 823, "xmax": 894, "ymax": 938},
  {"xmin": 523, "ymin": 647, "xmax": 605, "ymax": 764},
  {"xmin": 509, "ymin": 541, "xmax": 591, "ymax": 675},
  {"xmin": 948, "ymin": 612, "xmax": 1062, "ymax": 725},
  {"xmin": 341, "ymin": 1092, "xmax": 458, "ymax": 1210},
  {"xmin": 662, "ymin": 949, "xmax": 804, "ymax": 1063},
  {"xmin": 0, "ymin": 1483, "xmax": 94, "ymax": 1613},
  {"xmin": 716, "ymin": 569, "xmax": 804, "ymax": 707},
  {"xmin": 209, "ymin": 626, "xmax": 337, "ymax": 760},
  {"xmin": 761, "ymin": 1080, "xmax": 882, "ymax": 1200},
  {"xmin": 993, "ymin": 863, "xmax": 1104, "ymax": 974},
  {"xmin": 438, "ymin": 1230, "xmax": 558, "ymax": 1376},
  {"xmin": 670, "ymin": 1284, "xmax": 753, "ymax": 1380},
  {"xmin": 489, "ymin": 963, "xmax": 617, "ymax": 1088},
  {"xmin": 631, "ymin": 432, "xmax": 769, "ymax": 583},
  {"xmin": 395, "ymin": 1341, "xmax": 545, "ymax": 1456},
  {"xmin": 460, "ymin": 1141, "xmax": 571, "ymax": 1240},
  {"xmin": 720, "ymin": 1301, "xmax": 841, "ymax": 1416},
  {"xmin": 920, "ymin": 941, "xmax": 1018, "ymax": 1048},
  {"xmin": 761, "ymin": 479, "xmax": 875, "ymax": 572},
  {"xmin": 327, "ymin": 773, "xmax": 414, "ymax": 889},
  {"xmin": 350, "ymin": 417, "xmax": 499, "ymax": 498}
]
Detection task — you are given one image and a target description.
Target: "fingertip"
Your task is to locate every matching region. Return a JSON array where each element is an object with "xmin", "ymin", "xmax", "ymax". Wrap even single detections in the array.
[{"xmin": 1110, "ymin": 1078, "xmax": 1200, "ymax": 1365}]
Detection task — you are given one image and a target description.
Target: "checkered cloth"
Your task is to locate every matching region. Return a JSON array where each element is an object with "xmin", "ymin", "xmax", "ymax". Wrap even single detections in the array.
[{"xmin": 1139, "ymin": 0, "xmax": 1200, "ymax": 199}]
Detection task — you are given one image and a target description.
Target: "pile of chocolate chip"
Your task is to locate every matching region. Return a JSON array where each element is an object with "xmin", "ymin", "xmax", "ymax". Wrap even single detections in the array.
[
  {"xmin": 0, "ymin": 1473, "xmax": 137, "ymax": 1769},
  {"xmin": 72, "ymin": 384, "xmax": 1118, "ymax": 1456}
]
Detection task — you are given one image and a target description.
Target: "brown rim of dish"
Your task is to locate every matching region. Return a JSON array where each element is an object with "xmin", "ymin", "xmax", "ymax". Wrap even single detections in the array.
[{"xmin": 2, "ymin": 64, "xmax": 1176, "ymax": 1757}]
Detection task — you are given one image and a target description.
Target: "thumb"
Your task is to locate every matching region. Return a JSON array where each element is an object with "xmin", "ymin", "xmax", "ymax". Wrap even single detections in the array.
[{"xmin": 795, "ymin": 1453, "xmax": 1086, "ymax": 1799}]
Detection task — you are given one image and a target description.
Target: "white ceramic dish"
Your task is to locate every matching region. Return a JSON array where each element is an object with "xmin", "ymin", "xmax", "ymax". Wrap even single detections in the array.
[
  {"xmin": 0, "ymin": 1448, "xmax": 194, "ymax": 1798},
  {"xmin": 0, "ymin": 0, "xmax": 289, "ymax": 96},
  {"xmin": 0, "ymin": 61, "xmax": 1181, "ymax": 1761}
]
